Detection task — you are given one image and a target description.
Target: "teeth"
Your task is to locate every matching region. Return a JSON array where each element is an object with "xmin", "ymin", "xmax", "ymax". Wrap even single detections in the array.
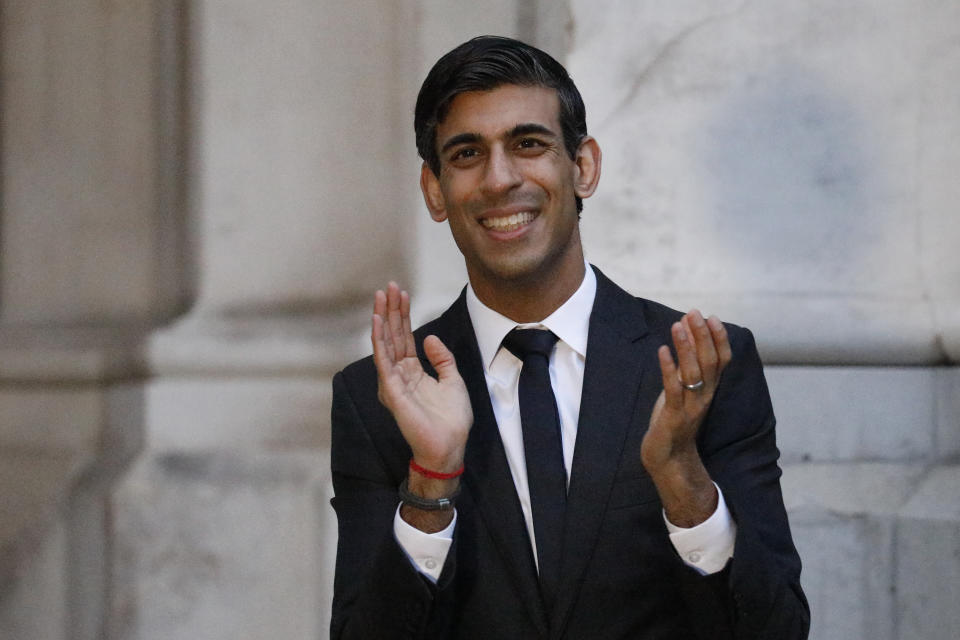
[{"xmin": 481, "ymin": 211, "xmax": 535, "ymax": 231}]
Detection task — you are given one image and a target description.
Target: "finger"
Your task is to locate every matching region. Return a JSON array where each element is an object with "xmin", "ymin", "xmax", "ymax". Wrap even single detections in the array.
[
  {"xmin": 657, "ymin": 344, "xmax": 683, "ymax": 410},
  {"xmin": 687, "ymin": 309, "xmax": 719, "ymax": 384},
  {"xmin": 673, "ymin": 319, "xmax": 702, "ymax": 391},
  {"xmin": 386, "ymin": 282, "xmax": 406, "ymax": 358},
  {"xmin": 373, "ymin": 287, "xmax": 386, "ymax": 319},
  {"xmin": 373, "ymin": 289, "xmax": 396, "ymax": 363},
  {"xmin": 423, "ymin": 335, "xmax": 462, "ymax": 384},
  {"xmin": 708, "ymin": 315, "xmax": 732, "ymax": 372},
  {"xmin": 371, "ymin": 310, "xmax": 392, "ymax": 372},
  {"xmin": 401, "ymin": 290, "xmax": 416, "ymax": 355}
]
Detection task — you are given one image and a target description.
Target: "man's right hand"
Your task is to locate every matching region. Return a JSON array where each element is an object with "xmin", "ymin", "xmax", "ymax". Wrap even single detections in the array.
[{"xmin": 372, "ymin": 282, "xmax": 473, "ymax": 481}]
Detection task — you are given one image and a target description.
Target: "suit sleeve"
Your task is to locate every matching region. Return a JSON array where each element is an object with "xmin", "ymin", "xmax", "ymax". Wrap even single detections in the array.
[
  {"xmin": 329, "ymin": 367, "xmax": 457, "ymax": 639},
  {"xmin": 677, "ymin": 326, "xmax": 810, "ymax": 639}
]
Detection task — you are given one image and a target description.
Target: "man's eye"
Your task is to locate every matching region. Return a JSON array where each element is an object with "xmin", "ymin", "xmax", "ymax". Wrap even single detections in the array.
[
  {"xmin": 451, "ymin": 148, "xmax": 478, "ymax": 161},
  {"xmin": 516, "ymin": 138, "xmax": 549, "ymax": 153}
]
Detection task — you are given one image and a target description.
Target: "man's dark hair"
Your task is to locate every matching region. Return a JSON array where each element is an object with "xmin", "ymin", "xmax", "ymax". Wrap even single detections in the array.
[{"xmin": 414, "ymin": 36, "xmax": 589, "ymax": 211}]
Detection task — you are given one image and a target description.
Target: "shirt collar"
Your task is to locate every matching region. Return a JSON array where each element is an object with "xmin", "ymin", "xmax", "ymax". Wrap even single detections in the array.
[{"xmin": 465, "ymin": 263, "xmax": 597, "ymax": 372}]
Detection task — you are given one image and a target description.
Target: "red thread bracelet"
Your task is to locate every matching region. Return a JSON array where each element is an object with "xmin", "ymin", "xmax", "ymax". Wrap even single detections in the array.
[{"xmin": 409, "ymin": 459, "xmax": 464, "ymax": 480}]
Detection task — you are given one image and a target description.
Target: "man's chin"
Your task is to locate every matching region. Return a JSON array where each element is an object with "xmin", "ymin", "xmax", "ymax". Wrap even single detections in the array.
[
  {"xmin": 468, "ymin": 252, "xmax": 572, "ymax": 293},
  {"xmin": 477, "ymin": 255, "xmax": 543, "ymax": 283}
]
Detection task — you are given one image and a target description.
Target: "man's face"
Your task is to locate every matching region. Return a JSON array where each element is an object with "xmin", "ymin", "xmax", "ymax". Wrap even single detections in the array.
[{"xmin": 421, "ymin": 85, "xmax": 598, "ymax": 294}]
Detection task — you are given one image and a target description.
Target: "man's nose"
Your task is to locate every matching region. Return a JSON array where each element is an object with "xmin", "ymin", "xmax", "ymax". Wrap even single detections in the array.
[{"xmin": 481, "ymin": 147, "xmax": 522, "ymax": 196}]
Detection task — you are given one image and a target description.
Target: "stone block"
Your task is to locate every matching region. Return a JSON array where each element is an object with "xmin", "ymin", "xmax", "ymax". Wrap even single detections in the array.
[
  {"xmin": 0, "ymin": 383, "xmax": 136, "ymax": 640},
  {"xmin": 782, "ymin": 463, "xmax": 926, "ymax": 640},
  {"xmin": 0, "ymin": 452, "xmax": 85, "ymax": 557},
  {"xmin": 767, "ymin": 367, "xmax": 936, "ymax": 464},
  {"xmin": 0, "ymin": 0, "xmax": 180, "ymax": 324},
  {"xmin": 935, "ymin": 368, "xmax": 960, "ymax": 461},
  {"xmin": 940, "ymin": 303, "xmax": 960, "ymax": 363},
  {"xmin": 147, "ymin": 313, "xmax": 368, "ymax": 379},
  {"xmin": 0, "ymin": 387, "xmax": 104, "ymax": 454},
  {"xmin": 565, "ymin": 0, "xmax": 960, "ymax": 364},
  {"xmin": 896, "ymin": 465, "xmax": 960, "ymax": 639},
  {"xmin": 66, "ymin": 478, "xmax": 110, "ymax": 640},
  {"xmin": 0, "ymin": 326, "xmax": 149, "ymax": 384},
  {"xmin": 193, "ymin": 0, "xmax": 411, "ymax": 314},
  {"xmin": 144, "ymin": 376, "xmax": 331, "ymax": 452},
  {"xmin": 0, "ymin": 378, "xmax": 144, "ymax": 470},
  {"xmin": 0, "ymin": 521, "xmax": 67, "ymax": 640},
  {"xmin": 109, "ymin": 450, "xmax": 334, "ymax": 640},
  {"xmin": 0, "ymin": 451, "xmax": 86, "ymax": 640},
  {"xmin": 781, "ymin": 462, "xmax": 925, "ymax": 517},
  {"xmin": 917, "ymin": 14, "xmax": 960, "ymax": 362},
  {"xmin": 789, "ymin": 509, "xmax": 895, "ymax": 640}
]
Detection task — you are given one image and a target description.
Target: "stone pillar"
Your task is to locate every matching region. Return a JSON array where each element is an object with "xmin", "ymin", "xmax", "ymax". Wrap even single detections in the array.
[
  {"xmin": 1, "ymin": 1, "xmax": 185, "ymax": 327},
  {"xmin": 108, "ymin": 2, "xmax": 416, "ymax": 638},
  {"xmin": 0, "ymin": 2, "xmax": 182, "ymax": 639}
]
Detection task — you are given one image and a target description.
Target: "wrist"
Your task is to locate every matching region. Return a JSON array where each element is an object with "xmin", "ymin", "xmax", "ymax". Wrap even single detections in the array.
[
  {"xmin": 641, "ymin": 440, "xmax": 699, "ymax": 476},
  {"xmin": 410, "ymin": 450, "xmax": 465, "ymax": 476},
  {"xmin": 647, "ymin": 454, "xmax": 717, "ymax": 528},
  {"xmin": 406, "ymin": 471, "xmax": 461, "ymax": 500},
  {"xmin": 409, "ymin": 458, "xmax": 464, "ymax": 480},
  {"xmin": 400, "ymin": 472, "xmax": 460, "ymax": 534}
]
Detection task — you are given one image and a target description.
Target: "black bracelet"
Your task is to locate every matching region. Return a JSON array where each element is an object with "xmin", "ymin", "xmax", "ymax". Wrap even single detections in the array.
[{"xmin": 398, "ymin": 477, "xmax": 460, "ymax": 511}]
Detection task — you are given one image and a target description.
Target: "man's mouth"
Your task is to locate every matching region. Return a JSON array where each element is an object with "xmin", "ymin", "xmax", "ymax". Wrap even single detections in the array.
[{"xmin": 480, "ymin": 211, "xmax": 536, "ymax": 232}]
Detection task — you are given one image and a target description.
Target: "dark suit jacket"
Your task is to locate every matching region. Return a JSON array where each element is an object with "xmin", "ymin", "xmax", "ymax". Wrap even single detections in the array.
[{"xmin": 330, "ymin": 267, "xmax": 809, "ymax": 639}]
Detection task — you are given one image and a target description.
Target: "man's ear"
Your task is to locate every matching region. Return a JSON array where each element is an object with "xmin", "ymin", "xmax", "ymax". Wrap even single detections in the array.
[
  {"xmin": 420, "ymin": 163, "xmax": 448, "ymax": 222},
  {"xmin": 572, "ymin": 136, "xmax": 602, "ymax": 200}
]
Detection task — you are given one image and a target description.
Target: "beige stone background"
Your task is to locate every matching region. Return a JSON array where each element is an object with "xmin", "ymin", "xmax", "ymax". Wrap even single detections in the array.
[{"xmin": 1, "ymin": 1, "xmax": 958, "ymax": 638}]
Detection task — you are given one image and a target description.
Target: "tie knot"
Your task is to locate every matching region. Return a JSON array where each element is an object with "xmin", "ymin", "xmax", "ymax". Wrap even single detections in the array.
[{"xmin": 503, "ymin": 328, "xmax": 559, "ymax": 361}]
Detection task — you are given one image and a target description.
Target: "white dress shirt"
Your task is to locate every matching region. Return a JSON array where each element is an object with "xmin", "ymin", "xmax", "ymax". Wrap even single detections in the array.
[{"xmin": 394, "ymin": 266, "xmax": 736, "ymax": 582}]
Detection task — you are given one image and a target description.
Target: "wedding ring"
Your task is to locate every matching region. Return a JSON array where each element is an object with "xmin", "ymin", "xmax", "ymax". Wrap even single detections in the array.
[{"xmin": 683, "ymin": 379, "xmax": 705, "ymax": 392}]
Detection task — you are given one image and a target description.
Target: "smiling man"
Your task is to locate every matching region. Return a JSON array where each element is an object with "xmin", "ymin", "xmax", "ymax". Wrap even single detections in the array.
[
  {"xmin": 330, "ymin": 36, "xmax": 809, "ymax": 639},
  {"xmin": 421, "ymin": 84, "xmax": 593, "ymax": 324}
]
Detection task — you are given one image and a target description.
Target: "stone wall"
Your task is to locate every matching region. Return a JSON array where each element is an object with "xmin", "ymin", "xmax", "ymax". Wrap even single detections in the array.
[
  {"xmin": 1, "ymin": 1, "xmax": 181, "ymax": 638},
  {"xmin": 109, "ymin": 0, "xmax": 410, "ymax": 636},
  {"xmin": 564, "ymin": 2, "xmax": 960, "ymax": 638},
  {"xmin": 567, "ymin": 0, "xmax": 960, "ymax": 365},
  {"xmin": 1, "ymin": 1, "xmax": 957, "ymax": 639}
]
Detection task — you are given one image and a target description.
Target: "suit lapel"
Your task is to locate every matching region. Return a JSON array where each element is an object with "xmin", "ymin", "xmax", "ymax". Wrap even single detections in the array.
[
  {"xmin": 429, "ymin": 294, "xmax": 550, "ymax": 638},
  {"xmin": 549, "ymin": 269, "xmax": 662, "ymax": 637}
]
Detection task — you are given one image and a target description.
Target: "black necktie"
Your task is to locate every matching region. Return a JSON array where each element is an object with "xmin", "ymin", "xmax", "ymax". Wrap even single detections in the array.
[{"xmin": 502, "ymin": 328, "xmax": 566, "ymax": 611}]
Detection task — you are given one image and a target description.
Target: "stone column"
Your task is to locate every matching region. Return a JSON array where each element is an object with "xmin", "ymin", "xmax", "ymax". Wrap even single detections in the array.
[
  {"xmin": 0, "ymin": 1, "xmax": 185, "ymax": 639},
  {"xmin": 108, "ymin": 2, "xmax": 418, "ymax": 638}
]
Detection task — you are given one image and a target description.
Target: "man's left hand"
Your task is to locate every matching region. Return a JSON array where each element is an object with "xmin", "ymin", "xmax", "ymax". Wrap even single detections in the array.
[{"xmin": 642, "ymin": 309, "xmax": 732, "ymax": 527}]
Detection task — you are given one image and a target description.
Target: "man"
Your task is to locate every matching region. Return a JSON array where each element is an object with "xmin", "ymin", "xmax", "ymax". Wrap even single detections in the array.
[{"xmin": 330, "ymin": 36, "xmax": 808, "ymax": 639}]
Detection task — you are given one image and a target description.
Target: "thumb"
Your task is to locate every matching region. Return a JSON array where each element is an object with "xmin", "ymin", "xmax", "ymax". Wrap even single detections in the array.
[{"xmin": 423, "ymin": 335, "xmax": 461, "ymax": 383}]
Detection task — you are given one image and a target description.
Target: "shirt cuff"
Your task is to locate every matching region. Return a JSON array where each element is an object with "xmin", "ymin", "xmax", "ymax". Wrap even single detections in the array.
[
  {"xmin": 393, "ymin": 504, "xmax": 456, "ymax": 583},
  {"xmin": 663, "ymin": 483, "xmax": 736, "ymax": 575}
]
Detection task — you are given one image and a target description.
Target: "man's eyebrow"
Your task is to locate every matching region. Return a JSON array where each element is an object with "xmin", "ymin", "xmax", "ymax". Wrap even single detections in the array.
[
  {"xmin": 508, "ymin": 123, "xmax": 558, "ymax": 138},
  {"xmin": 440, "ymin": 132, "xmax": 481, "ymax": 154}
]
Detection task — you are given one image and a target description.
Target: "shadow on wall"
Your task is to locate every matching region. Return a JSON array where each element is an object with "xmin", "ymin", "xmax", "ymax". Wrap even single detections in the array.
[{"xmin": 696, "ymin": 63, "xmax": 883, "ymax": 294}]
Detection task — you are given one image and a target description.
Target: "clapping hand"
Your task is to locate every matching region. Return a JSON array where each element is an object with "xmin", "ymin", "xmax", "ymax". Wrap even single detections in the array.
[
  {"xmin": 642, "ymin": 309, "xmax": 732, "ymax": 527},
  {"xmin": 371, "ymin": 282, "xmax": 473, "ymax": 476}
]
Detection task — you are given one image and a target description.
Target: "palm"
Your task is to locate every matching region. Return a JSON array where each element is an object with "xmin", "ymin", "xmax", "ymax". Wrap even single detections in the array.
[
  {"xmin": 372, "ymin": 284, "xmax": 473, "ymax": 470},
  {"xmin": 640, "ymin": 311, "xmax": 732, "ymax": 474},
  {"xmin": 379, "ymin": 348, "xmax": 472, "ymax": 458},
  {"xmin": 642, "ymin": 391, "xmax": 707, "ymax": 468}
]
